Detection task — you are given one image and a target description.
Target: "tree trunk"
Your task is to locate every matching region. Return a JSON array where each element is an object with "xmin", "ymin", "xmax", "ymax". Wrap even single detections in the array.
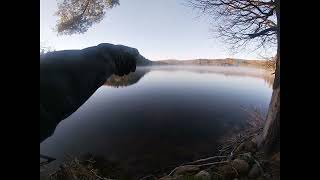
[{"xmin": 260, "ymin": 0, "xmax": 280, "ymax": 154}]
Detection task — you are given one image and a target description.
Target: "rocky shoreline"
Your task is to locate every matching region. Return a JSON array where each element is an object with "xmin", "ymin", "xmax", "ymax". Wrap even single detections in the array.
[
  {"xmin": 41, "ymin": 129, "xmax": 279, "ymax": 180},
  {"xmin": 154, "ymin": 130, "xmax": 280, "ymax": 180},
  {"xmin": 152, "ymin": 108, "xmax": 280, "ymax": 180}
]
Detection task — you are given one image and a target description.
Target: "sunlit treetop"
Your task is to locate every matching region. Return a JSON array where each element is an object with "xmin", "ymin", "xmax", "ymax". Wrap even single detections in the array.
[{"xmin": 55, "ymin": 0, "xmax": 120, "ymax": 35}]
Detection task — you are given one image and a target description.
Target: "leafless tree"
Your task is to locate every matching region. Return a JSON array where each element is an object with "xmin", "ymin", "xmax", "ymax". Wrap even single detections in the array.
[{"xmin": 187, "ymin": 0, "xmax": 277, "ymax": 51}]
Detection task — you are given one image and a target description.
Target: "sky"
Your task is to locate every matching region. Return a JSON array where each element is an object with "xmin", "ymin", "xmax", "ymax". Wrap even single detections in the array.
[{"xmin": 40, "ymin": 0, "xmax": 274, "ymax": 60}]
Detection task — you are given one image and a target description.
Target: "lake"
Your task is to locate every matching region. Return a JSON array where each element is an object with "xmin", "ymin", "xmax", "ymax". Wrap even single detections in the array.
[{"xmin": 40, "ymin": 65, "xmax": 273, "ymax": 179}]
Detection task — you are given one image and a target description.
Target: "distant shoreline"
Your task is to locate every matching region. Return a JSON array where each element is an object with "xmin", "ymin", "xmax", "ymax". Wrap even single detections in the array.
[
  {"xmin": 136, "ymin": 58, "xmax": 276, "ymax": 73},
  {"xmin": 151, "ymin": 58, "xmax": 275, "ymax": 70}
]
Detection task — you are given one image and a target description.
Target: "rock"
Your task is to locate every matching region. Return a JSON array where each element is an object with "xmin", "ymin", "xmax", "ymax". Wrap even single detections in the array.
[
  {"xmin": 233, "ymin": 177, "xmax": 248, "ymax": 180},
  {"xmin": 173, "ymin": 165, "xmax": 200, "ymax": 176},
  {"xmin": 248, "ymin": 164, "xmax": 262, "ymax": 179},
  {"xmin": 235, "ymin": 139, "xmax": 258, "ymax": 154},
  {"xmin": 159, "ymin": 176, "xmax": 173, "ymax": 180},
  {"xmin": 219, "ymin": 164, "xmax": 237, "ymax": 179},
  {"xmin": 159, "ymin": 175, "xmax": 184, "ymax": 180},
  {"xmin": 231, "ymin": 159, "xmax": 249, "ymax": 176},
  {"xmin": 244, "ymin": 140, "xmax": 257, "ymax": 153},
  {"xmin": 194, "ymin": 170, "xmax": 211, "ymax": 180}
]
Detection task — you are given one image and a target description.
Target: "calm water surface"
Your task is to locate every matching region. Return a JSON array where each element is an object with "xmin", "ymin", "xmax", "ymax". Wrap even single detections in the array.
[{"xmin": 40, "ymin": 65, "xmax": 273, "ymax": 178}]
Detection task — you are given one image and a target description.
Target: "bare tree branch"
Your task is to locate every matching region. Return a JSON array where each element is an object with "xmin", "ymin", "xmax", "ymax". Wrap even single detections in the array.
[
  {"xmin": 187, "ymin": 0, "xmax": 278, "ymax": 53},
  {"xmin": 247, "ymin": 26, "xmax": 277, "ymax": 38}
]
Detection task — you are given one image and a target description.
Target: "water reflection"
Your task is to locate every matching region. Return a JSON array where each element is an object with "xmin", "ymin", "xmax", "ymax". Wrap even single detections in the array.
[
  {"xmin": 105, "ymin": 66, "xmax": 274, "ymax": 88},
  {"xmin": 104, "ymin": 68, "xmax": 150, "ymax": 88},
  {"xmin": 40, "ymin": 65, "xmax": 273, "ymax": 179}
]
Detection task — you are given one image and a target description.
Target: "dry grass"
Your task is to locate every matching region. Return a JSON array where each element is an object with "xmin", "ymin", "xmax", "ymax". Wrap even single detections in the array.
[{"xmin": 44, "ymin": 155, "xmax": 116, "ymax": 180}]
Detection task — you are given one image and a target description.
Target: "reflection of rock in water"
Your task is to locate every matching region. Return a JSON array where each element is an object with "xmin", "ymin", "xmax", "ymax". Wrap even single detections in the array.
[{"xmin": 104, "ymin": 67, "xmax": 150, "ymax": 87}]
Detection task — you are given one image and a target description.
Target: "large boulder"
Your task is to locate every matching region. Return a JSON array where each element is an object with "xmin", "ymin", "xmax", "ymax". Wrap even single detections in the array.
[
  {"xmin": 248, "ymin": 163, "xmax": 262, "ymax": 179},
  {"xmin": 231, "ymin": 159, "xmax": 250, "ymax": 176},
  {"xmin": 194, "ymin": 170, "xmax": 211, "ymax": 180},
  {"xmin": 219, "ymin": 164, "xmax": 237, "ymax": 179}
]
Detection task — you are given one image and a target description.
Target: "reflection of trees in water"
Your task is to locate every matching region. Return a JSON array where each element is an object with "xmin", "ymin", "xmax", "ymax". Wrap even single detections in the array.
[
  {"xmin": 104, "ymin": 67, "xmax": 150, "ymax": 87},
  {"xmin": 104, "ymin": 66, "xmax": 274, "ymax": 88},
  {"xmin": 217, "ymin": 70, "xmax": 274, "ymax": 88},
  {"xmin": 150, "ymin": 66, "xmax": 274, "ymax": 87},
  {"xmin": 263, "ymin": 74, "xmax": 274, "ymax": 88}
]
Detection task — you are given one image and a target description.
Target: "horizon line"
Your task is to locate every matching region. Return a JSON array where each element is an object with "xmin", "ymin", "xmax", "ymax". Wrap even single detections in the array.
[{"xmin": 150, "ymin": 57, "xmax": 273, "ymax": 61}]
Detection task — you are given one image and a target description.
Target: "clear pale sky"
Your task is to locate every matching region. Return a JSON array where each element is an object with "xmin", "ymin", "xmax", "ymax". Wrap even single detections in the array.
[{"xmin": 40, "ymin": 0, "xmax": 273, "ymax": 60}]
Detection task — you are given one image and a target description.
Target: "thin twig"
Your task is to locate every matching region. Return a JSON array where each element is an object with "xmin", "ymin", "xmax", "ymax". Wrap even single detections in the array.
[
  {"xmin": 90, "ymin": 169, "xmax": 115, "ymax": 180},
  {"xmin": 184, "ymin": 156, "xmax": 228, "ymax": 165},
  {"xmin": 139, "ymin": 174, "xmax": 157, "ymax": 180},
  {"xmin": 231, "ymin": 165, "xmax": 239, "ymax": 176},
  {"xmin": 197, "ymin": 161, "xmax": 229, "ymax": 167},
  {"xmin": 211, "ymin": 171, "xmax": 223, "ymax": 177},
  {"xmin": 168, "ymin": 166, "xmax": 180, "ymax": 176}
]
